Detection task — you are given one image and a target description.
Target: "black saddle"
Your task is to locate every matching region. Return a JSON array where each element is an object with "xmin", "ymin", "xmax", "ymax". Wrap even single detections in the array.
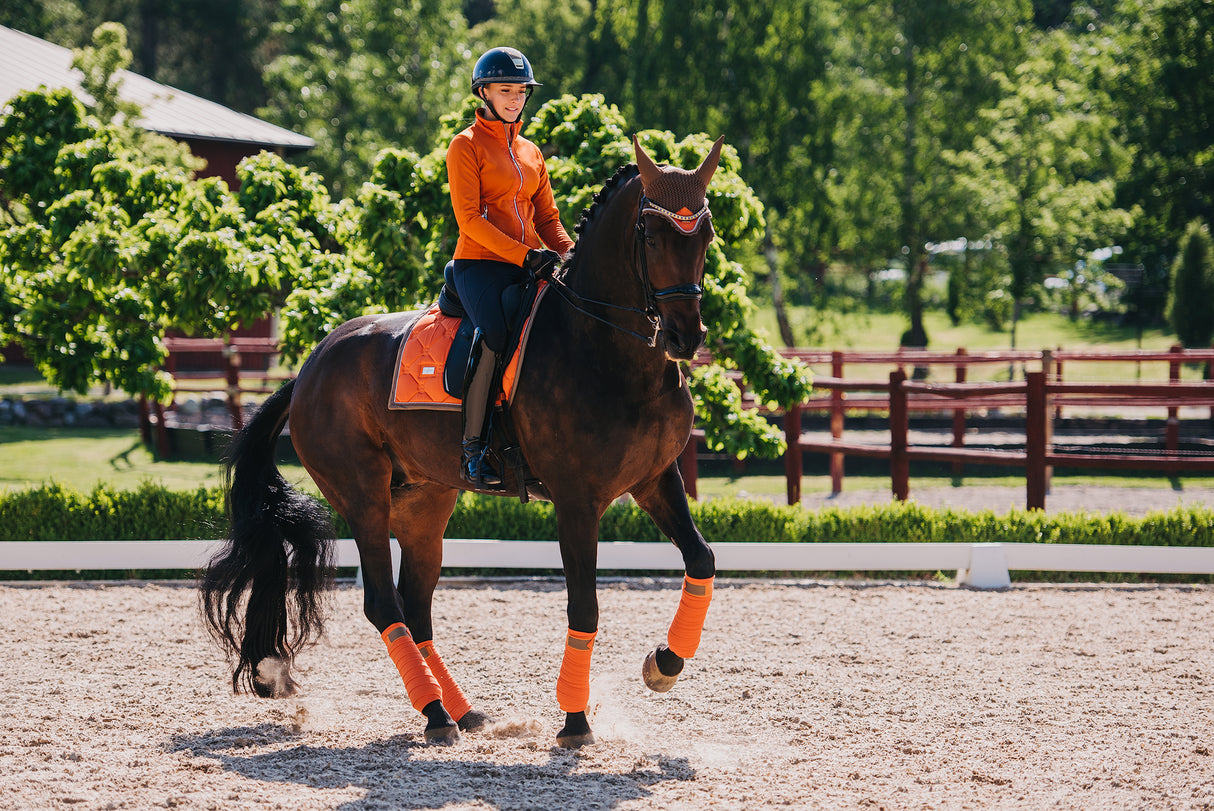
[{"xmin": 436, "ymin": 261, "xmax": 532, "ymax": 398}]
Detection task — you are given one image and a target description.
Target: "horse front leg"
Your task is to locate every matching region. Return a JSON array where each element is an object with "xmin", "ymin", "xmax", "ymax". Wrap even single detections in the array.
[
  {"xmin": 553, "ymin": 500, "xmax": 602, "ymax": 748},
  {"xmin": 631, "ymin": 463, "xmax": 716, "ymax": 693}
]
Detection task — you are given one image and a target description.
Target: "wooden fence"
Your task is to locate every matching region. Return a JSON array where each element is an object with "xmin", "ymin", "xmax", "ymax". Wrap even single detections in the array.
[
  {"xmin": 681, "ymin": 346, "xmax": 1214, "ymax": 510},
  {"xmin": 146, "ymin": 339, "xmax": 1214, "ymax": 511},
  {"xmin": 141, "ymin": 337, "xmax": 284, "ymax": 457}
]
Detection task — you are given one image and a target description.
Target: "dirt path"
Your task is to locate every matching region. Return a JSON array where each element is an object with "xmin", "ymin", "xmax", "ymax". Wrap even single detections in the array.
[{"xmin": 2, "ymin": 579, "xmax": 1212, "ymax": 810}]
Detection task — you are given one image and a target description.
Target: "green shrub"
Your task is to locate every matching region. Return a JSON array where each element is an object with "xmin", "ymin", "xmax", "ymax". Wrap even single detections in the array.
[
  {"xmin": 0, "ymin": 481, "xmax": 224, "ymax": 540},
  {"xmin": 2, "ymin": 483, "xmax": 1211, "ymax": 548},
  {"xmin": 2, "ymin": 482, "xmax": 1211, "ymax": 585}
]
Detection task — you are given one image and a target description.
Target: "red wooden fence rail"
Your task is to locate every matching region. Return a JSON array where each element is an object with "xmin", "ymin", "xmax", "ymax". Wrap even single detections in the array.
[
  {"xmin": 682, "ymin": 346, "xmax": 1214, "ymax": 508},
  {"xmin": 142, "ymin": 337, "xmax": 284, "ymax": 456},
  {"xmin": 147, "ymin": 338, "xmax": 1214, "ymax": 500}
]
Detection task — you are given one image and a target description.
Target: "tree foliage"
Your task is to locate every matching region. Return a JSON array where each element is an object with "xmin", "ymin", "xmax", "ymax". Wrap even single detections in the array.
[
  {"xmin": 5, "ymin": 0, "xmax": 1214, "ymax": 421},
  {"xmin": 944, "ymin": 27, "xmax": 1133, "ymax": 344},
  {"xmin": 0, "ymin": 80, "xmax": 808, "ymax": 457},
  {"xmin": 1167, "ymin": 220, "xmax": 1214, "ymax": 348},
  {"xmin": 1112, "ymin": 0, "xmax": 1214, "ymax": 287},
  {"xmin": 255, "ymin": 0, "xmax": 473, "ymax": 198}
]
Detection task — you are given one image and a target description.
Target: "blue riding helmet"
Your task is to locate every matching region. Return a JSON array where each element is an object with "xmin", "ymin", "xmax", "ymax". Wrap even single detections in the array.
[{"xmin": 472, "ymin": 47, "xmax": 541, "ymax": 90}]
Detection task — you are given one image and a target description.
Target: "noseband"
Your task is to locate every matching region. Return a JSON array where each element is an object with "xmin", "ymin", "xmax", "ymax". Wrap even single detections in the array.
[{"xmin": 548, "ymin": 193, "xmax": 711, "ymax": 347}]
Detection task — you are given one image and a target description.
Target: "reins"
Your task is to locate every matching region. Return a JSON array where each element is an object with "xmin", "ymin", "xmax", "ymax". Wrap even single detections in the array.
[{"xmin": 545, "ymin": 192, "xmax": 709, "ymax": 348}]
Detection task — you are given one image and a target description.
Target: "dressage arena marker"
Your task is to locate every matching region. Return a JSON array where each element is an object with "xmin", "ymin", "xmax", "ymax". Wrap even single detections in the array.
[{"xmin": 4, "ymin": 539, "xmax": 1214, "ymax": 589}]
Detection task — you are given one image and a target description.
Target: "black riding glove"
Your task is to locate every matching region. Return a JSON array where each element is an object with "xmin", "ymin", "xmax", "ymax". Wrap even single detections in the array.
[{"xmin": 524, "ymin": 248, "xmax": 561, "ymax": 280}]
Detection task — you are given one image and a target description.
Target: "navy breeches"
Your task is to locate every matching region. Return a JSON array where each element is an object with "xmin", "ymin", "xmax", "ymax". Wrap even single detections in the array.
[{"xmin": 452, "ymin": 258, "xmax": 528, "ymax": 354}]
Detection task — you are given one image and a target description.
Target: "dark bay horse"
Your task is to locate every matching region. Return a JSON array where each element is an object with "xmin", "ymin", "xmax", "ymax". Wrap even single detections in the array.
[{"xmin": 201, "ymin": 135, "xmax": 722, "ymax": 748}]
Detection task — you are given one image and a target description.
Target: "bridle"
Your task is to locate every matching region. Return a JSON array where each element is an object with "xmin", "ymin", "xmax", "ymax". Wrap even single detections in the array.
[{"xmin": 548, "ymin": 194, "xmax": 711, "ymax": 347}]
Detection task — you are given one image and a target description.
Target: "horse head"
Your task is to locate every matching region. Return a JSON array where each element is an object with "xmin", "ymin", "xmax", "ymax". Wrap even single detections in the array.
[{"xmin": 633, "ymin": 134, "xmax": 724, "ymax": 361}]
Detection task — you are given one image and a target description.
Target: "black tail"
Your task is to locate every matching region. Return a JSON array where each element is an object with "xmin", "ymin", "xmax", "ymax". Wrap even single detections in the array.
[{"xmin": 199, "ymin": 379, "xmax": 336, "ymax": 697}]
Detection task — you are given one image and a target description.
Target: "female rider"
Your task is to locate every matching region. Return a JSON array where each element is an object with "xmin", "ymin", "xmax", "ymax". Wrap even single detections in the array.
[{"xmin": 446, "ymin": 46, "xmax": 575, "ymax": 487}]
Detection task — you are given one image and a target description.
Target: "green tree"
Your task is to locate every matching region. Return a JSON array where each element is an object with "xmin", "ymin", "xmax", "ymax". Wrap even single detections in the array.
[
  {"xmin": 485, "ymin": 0, "xmax": 842, "ymax": 341},
  {"xmin": 0, "ymin": 89, "xmax": 303, "ymax": 397},
  {"xmin": 839, "ymin": 0, "xmax": 1031, "ymax": 347},
  {"xmin": 0, "ymin": 26, "xmax": 344, "ymax": 400},
  {"xmin": 1112, "ymin": 0, "xmax": 1214, "ymax": 295},
  {"xmin": 1167, "ymin": 220, "xmax": 1214, "ymax": 348},
  {"xmin": 257, "ymin": 0, "xmax": 472, "ymax": 198},
  {"xmin": 944, "ymin": 28, "xmax": 1133, "ymax": 346}
]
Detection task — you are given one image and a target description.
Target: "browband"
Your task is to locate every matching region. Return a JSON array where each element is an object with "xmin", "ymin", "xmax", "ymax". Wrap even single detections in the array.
[{"xmin": 640, "ymin": 198, "xmax": 712, "ymax": 235}]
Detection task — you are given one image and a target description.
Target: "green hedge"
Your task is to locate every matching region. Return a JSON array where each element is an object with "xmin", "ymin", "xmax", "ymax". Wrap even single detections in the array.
[{"xmin": 0, "ymin": 482, "xmax": 1210, "ymax": 548}]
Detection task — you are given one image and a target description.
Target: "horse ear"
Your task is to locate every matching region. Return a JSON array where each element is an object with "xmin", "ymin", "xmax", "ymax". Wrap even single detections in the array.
[
  {"xmin": 633, "ymin": 134, "xmax": 662, "ymax": 188},
  {"xmin": 696, "ymin": 136, "xmax": 725, "ymax": 186}
]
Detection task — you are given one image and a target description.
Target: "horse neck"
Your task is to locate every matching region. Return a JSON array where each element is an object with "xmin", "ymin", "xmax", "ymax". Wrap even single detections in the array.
[
  {"xmin": 556, "ymin": 182, "xmax": 668, "ymax": 375},
  {"xmin": 565, "ymin": 182, "xmax": 646, "ymax": 308}
]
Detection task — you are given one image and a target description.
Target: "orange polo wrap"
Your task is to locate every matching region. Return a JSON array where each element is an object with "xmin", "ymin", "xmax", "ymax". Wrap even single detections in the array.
[
  {"xmin": 381, "ymin": 623, "xmax": 442, "ymax": 712},
  {"xmin": 555, "ymin": 629, "xmax": 597, "ymax": 713},
  {"xmin": 667, "ymin": 576, "xmax": 714, "ymax": 659},
  {"xmin": 416, "ymin": 640, "xmax": 473, "ymax": 723}
]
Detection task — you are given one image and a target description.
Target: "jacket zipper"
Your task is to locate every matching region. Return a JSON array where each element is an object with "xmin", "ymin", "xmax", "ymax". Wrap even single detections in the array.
[{"xmin": 506, "ymin": 126, "xmax": 526, "ymax": 242}]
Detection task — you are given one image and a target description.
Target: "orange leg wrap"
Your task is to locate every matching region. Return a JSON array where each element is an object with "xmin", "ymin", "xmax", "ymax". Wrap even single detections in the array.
[
  {"xmin": 416, "ymin": 640, "xmax": 472, "ymax": 723},
  {"xmin": 667, "ymin": 575, "xmax": 714, "ymax": 659},
  {"xmin": 555, "ymin": 629, "xmax": 597, "ymax": 713},
  {"xmin": 381, "ymin": 623, "xmax": 442, "ymax": 713}
]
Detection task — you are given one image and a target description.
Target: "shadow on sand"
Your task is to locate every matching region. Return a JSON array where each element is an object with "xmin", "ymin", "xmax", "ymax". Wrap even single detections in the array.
[{"xmin": 169, "ymin": 722, "xmax": 696, "ymax": 809}]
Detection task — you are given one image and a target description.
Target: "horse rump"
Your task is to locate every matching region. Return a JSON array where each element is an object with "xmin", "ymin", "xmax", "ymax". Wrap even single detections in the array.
[{"xmin": 198, "ymin": 380, "xmax": 337, "ymax": 697}]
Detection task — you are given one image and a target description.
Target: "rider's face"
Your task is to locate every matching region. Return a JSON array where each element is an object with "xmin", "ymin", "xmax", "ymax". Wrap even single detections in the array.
[{"xmin": 482, "ymin": 83, "xmax": 529, "ymax": 122}]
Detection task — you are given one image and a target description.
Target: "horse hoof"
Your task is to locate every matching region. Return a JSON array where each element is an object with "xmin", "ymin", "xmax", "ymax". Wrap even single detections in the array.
[
  {"xmin": 253, "ymin": 675, "xmax": 299, "ymax": 699},
  {"xmin": 424, "ymin": 724, "xmax": 460, "ymax": 746},
  {"xmin": 555, "ymin": 731, "xmax": 596, "ymax": 749},
  {"xmin": 642, "ymin": 649, "xmax": 679, "ymax": 693},
  {"xmin": 458, "ymin": 709, "xmax": 491, "ymax": 732}
]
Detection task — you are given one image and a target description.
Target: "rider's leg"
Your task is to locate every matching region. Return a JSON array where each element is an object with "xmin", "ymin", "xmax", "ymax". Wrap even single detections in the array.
[
  {"xmin": 452, "ymin": 259, "xmax": 523, "ymax": 488},
  {"xmin": 460, "ymin": 331, "xmax": 501, "ymax": 486}
]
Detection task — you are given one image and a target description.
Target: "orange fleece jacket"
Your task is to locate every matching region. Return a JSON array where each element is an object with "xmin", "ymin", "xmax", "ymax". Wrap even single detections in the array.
[{"xmin": 446, "ymin": 109, "xmax": 575, "ymax": 266}]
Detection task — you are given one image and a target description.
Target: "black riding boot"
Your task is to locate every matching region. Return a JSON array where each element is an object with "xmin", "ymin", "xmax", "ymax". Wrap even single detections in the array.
[{"xmin": 460, "ymin": 331, "xmax": 502, "ymax": 487}]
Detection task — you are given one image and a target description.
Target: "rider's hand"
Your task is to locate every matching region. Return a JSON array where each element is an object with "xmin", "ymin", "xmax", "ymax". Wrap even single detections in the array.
[{"xmin": 524, "ymin": 248, "xmax": 561, "ymax": 279}]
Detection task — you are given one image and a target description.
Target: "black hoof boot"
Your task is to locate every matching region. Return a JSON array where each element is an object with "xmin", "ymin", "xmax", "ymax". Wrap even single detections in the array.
[{"xmin": 461, "ymin": 439, "xmax": 502, "ymax": 487}]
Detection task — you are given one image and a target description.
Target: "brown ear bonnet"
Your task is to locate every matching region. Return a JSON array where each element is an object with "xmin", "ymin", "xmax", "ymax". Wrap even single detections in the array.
[{"xmin": 633, "ymin": 135, "xmax": 724, "ymax": 234}]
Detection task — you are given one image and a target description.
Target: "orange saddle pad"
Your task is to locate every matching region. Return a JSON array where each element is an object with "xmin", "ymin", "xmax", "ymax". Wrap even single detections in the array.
[{"xmin": 388, "ymin": 285, "xmax": 546, "ymax": 411}]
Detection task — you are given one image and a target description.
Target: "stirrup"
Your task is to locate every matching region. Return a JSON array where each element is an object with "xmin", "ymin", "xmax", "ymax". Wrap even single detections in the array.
[{"xmin": 461, "ymin": 440, "xmax": 502, "ymax": 487}]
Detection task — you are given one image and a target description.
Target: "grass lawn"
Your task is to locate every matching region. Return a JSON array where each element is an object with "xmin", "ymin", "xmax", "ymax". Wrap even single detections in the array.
[
  {"xmin": 748, "ymin": 309, "xmax": 1205, "ymax": 383},
  {"xmin": 0, "ymin": 427, "xmax": 238, "ymax": 492},
  {"xmin": 0, "ymin": 425, "xmax": 1203, "ymax": 498}
]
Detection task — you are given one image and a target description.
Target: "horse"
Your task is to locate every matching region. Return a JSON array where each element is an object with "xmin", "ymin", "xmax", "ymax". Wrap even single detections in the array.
[{"xmin": 200, "ymin": 134, "xmax": 723, "ymax": 748}]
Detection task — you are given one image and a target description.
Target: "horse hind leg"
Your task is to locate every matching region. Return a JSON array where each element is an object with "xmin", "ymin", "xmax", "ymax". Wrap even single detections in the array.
[
  {"xmin": 309, "ymin": 461, "xmax": 458, "ymax": 744},
  {"xmin": 389, "ymin": 483, "xmax": 491, "ymax": 739}
]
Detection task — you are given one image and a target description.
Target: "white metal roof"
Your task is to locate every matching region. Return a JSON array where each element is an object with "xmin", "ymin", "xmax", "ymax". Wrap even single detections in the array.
[{"xmin": 0, "ymin": 25, "xmax": 313, "ymax": 151}]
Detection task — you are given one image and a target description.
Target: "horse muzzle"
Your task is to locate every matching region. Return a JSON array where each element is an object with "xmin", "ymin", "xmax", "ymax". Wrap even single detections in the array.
[
  {"xmin": 658, "ymin": 311, "xmax": 707, "ymax": 361},
  {"xmin": 652, "ymin": 284, "xmax": 706, "ymax": 360}
]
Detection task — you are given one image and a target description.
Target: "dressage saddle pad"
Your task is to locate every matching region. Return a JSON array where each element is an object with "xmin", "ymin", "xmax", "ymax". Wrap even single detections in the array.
[{"xmin": 388, "ymin": 284, "xmax": 548, "ymax": 411}]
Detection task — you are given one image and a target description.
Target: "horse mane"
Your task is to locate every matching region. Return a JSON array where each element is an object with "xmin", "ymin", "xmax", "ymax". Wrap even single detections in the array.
[{"xmin": 561, "ymin": 163, "xmax": 640, "ymax": 272}]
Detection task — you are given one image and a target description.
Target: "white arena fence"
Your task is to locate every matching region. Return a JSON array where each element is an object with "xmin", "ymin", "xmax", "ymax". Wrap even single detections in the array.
[{"xmin": 2, "ymin": 539, "xmax": 1214, "ymax": 589}]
